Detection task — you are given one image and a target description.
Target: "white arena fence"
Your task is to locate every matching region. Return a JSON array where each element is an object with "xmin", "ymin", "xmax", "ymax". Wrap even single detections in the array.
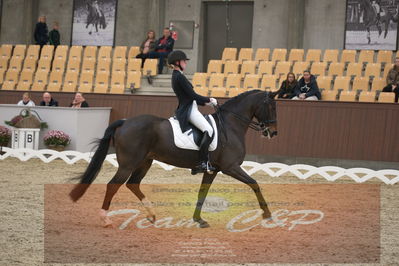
[{"xmin": 0, "ymin": 147, "xmax": 398, "ymax": 185}]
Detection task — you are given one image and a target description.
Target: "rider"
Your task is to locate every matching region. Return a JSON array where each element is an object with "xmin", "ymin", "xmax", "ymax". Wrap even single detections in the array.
[
  {"xmin": 371, "ymin": 0, "xmax": 382, "ymax": 21},
  {"xmin": 167, "ymin": 50, "xmax": 218, "ymax": 175}
]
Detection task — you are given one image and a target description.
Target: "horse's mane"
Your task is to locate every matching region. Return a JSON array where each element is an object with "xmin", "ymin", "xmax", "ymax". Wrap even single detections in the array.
[{"xmin": 221, "ymin": 90, "xmax": 262, "ymax": 109}]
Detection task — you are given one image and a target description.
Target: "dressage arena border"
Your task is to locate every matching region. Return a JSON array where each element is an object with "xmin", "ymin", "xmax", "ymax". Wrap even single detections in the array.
[{"xmin": 1, "ymin": 147, "xmax": 398, "ymax": 185}]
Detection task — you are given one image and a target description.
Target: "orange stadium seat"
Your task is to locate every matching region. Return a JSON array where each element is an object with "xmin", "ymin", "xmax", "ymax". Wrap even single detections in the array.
[
  {"xmin": 333, "ymin": 76, "xmax": 350, "ymax": 91},
  {"xmin": 98, "ymin": 46, "xmax": 112, "ymax": 59},
  {"xmin": 240, "ymin": 60, "xmax": 256, "ymax": 77},
  {"xmin": 112, "ymin": 59, "xmax": 126, "ymax": 72},
  {"xmin": 346, "ymin": 63, "xmax": 362, "ymax": 78},
  {"xmin": 339, "ymin": 90, "xmax": 357, "ymax": 102},
  {"xmin": 194, "ymin": 87, "xmax": 209, "ymax": 97},
  {"xmin": 243, "ymin": 74, "xmax": 260, "ymax": 90},
  {"xmin": 12, "ymin": 45, "xmax": 26, "ymax": 59},
  {"xmin": 0, "ymin": 69, "xmax": 5, "ymax": 84},
  {"xmin": 322, "ymin": 90, "xmax": 337, "ymax": 101},
  {"xmin": 328, "ymin": 62, "xmax": 345, "ymax": 77},
  {"xmin": 292, "ymin": 61, "xmax": 309, "ymax": 77},
  {"xmin": 208, "ymin": 73, "xmax": 225, "ymax": 89},
  {"xmin": 310, "ymin": 62, "xmax": 327, "ymax": 76},
  {"xmin": 127, "ymin": 58, "xmax": 142, "ymax": 73},
  {"xmin": 0, "ymin": 58, "xmax": 8, "ymax": 72},
  {"xmin": 254, "ymin": 48, "xmax": 270, "ymax": 62},
  {"xmin": 221, "ymin": 47, "xmax": 237, "ymax": 62},
  {"xmin": 143, "ymin": 59, "xmax": 157, "ymax": 76},
  {"xmin": 238, "ymin": 48, "xmax": 253, "ymax": 62},
  {"xmin": 323, "ymin": 49, "xmax": 339, "ymax": 63},
  {"xmin": 97, "ymin": 58, "xmax": 111, "ymax": 73},
  {"xmin": 128, "ymin": 46, "xmax": 140, "ymax": 59},
  {"xmin": 207, "ymin": 60, "xmax": 223, "ymax": 75},
  {"xmin": 274, "ymin": 61, "xmax": 291, "ymax": 78},
  {"xmin": 257, "ymin": 61, "xmax": 274, "ymax": 77},
  {"xmin": 110, "ymin": 71, "xmax": 126, "ymax": 94},
  {"xmin": 271, "ymin": 48, "xmax": 287, "ymax": 62},
  {"xmin": 352, "ymin": 77, "xmax": 369, "ymax": 92},
  {"xmin": 54, "ymin": 45, "xmax": 68, "ymax": 61},
  {"xmin": 358, "ymin": 91, "xmax": 376, "ymax": 102},
  {"xmin": 288, "ymin": 49, "xmax": 304, "ymax": 62},
  {"xmin": 37, "ymin": 58, "xmax": 51, "ymax": 72},
  {"xmin": 31, "ymin": 70, "xmax": 48, "ymax": 91},
  {"xmin": 52, "ymin": 59, "xmax": 65, "ymax": 73},
  {"xmin": 358, "ymin": 50, "xmax": 374, "ymax": 64},
  {"xmin": 66, "ymin": 58, "xmax": 80, "ymax": 73},
  {"xmin": 210, "ymin": 87, "xmax": 227, "ymax": 97},
  {"xmin": 228, "ymin": 88, "xmax": 246, "ymax": 97},
  {"xmin": 371, "ymin": 77, "xmax": 385, "ymax": 91},
  {"xmin": 305, "ymin": 49, "xmax": 321, "ymax": 62},
  {"xmin": 364, "ymin": 63, "xmax": 381, "ymax": 79},
  {"xmin": 94, "ymin": 72, "xmax": 109, "ymax": 93},
  {"xmin": 1, "ymin": 44, "xmax": 13, "ymax": 59},
  {"xmin": 83, "ymin": 46, "xmax": 97, "ymax": 60},
  {"xmin": 378, "ymin": 92, "xmax": 395, "ymax": 103},
  {"xmin": 69, "ymin": 46, "xmax": 83, "ymax": 61},
  {"xmin": 126, "ymin": 71, "xmax": 141, "ymax": 90},
  {"xmin": 81, "ymin": 58, "xmax": 95, "ymax": 73},
  {"xmin": 260, "ymin": 75, "xmax": 278, "ymax": 91},
  {"xmin": 47, "ymin": 71, "xmax": 63, "ymax": 92},
  {"xmin": 8, "ymin": 57, "xmax": 23, "ymax": 72},
  {"xmin": 316, "ymin": 76, "xmax": 332, "ymax": 90},
  {"xmin": 2, "ymin": 70, "xmax": 19, "ymax": 90},
  {"xmin": 113, "ymin": 46, "xmax": 127, "ymax": 60},
  {"xmin": 23, "ymin": 58, "xmax": 37, "ymax": 72},
  {"xmin": 225, "ymin": 74, "xmax": 241, "ymax": 89},
  {"xmin": 376, "ymin": 50, "xmax": 393, "ymax": 64},
  {"xmin": 16, "ymin": 70, "xmax": 33, "ymax": 90},
  {"xmin": 40, "ymin": 45, "xmax": 54, "ymax": 60},
  {"xmin": 223, "ymin": 60, "xmax": 240, "ymax": 76},
  {"xmin": 192, "ymin": 72, "xmax": 208, "ymax": 88},
  {"xmin": 63, "ymin": 72, "xmax": 78, "ymax": 92},
  {"xmin": 341, "ymin": 49, "xmax": 356, "ymax": 63},
  {"xmin": 78, "ymin": 72, "xmax": 94, "ymax": 93},
  {"xmin": 26, "ymin": 45, "xmax": 40, "ymax": 60}
]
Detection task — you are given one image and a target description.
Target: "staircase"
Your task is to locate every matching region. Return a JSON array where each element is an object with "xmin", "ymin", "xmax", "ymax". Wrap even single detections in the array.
[{"xmin": 134, "ymin": 74, "xmax": 194, "ymax": 96}]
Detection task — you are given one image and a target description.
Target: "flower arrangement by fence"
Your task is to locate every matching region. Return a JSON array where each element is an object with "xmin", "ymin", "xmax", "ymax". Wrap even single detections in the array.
[
  {"xmin": 0, "ymin": 126, "xmax": 11, "ymax": 147},
  {"xmin": 43, "ymin": 130, "xmax": 71, "ymax": 150},
  {"xmin": 5, "ymin": 109, "xmax": 48, "ymax": 129}
]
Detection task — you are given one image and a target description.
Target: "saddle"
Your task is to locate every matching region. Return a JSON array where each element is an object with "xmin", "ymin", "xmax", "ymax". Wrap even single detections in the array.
[{"xmin": 168, "ymin": 115, "xmax": 218, "ymax": 151}]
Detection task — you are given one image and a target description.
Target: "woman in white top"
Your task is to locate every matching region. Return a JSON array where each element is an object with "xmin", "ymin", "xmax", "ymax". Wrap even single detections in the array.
[{"xmin": 17, "ymin": 92, "xmax": 35, "ymax": 106}]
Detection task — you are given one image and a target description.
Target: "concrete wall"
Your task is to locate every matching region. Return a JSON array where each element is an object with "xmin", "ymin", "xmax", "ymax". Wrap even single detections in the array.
[{"xmin": 0, "ymin": 0, "xmax": 27, "ymax": 44}]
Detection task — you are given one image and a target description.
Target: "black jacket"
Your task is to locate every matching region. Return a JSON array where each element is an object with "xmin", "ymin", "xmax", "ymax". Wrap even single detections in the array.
[
  {"xmin": 49, "ymin": 29, "xmax": 60, "ymax": 46},
  {"xmin": 40, "ymin": 99, "xmax": 58, "ymax": 107},
  {"xmin": 69, "ymin": 101, "xmax": 89, "ymax": 108},
  {"xmin": 278, "ymin": 80, "xmax": 298, "ymax": 99},
  {"xmin": 172, "ymin": 70, "xmax": 210, "ymax": 132},
  {"xmin": 295, "ymin": 75, "xmax": 321, "ymax": 99},
  {"xmin": 34, "ymin": 22, "xmax": 48, "ymax": 45},
  {"xmin": 155, "ymin": 36, "xmax": 174, "ymax": 53}
]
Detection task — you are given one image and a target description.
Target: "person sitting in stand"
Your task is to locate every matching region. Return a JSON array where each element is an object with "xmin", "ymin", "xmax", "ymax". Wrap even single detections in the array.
[
  {"xmin": 277, "ymin": 72, "xmax": 298, "ymax": 99},
  {"xmin": 147, "ymin": 27, "xmax": 175, "ymax": 75},
  {"xmin": 70, "ymin": 93, "xmax": 89, "ymax": 108},
  {"xmin": 40, "ymin": 92, "xmax": 58, "ymax": 106},
  {"xmin": 383, "ymin": 57, "xmax": 399, "ymax": 103},
  {"xmin": 136, "ymin": 30, "xmax": 156, "ymax": 68},
  {"xmin": 17, "ymin": 92, "xmax": 35, "ymax": 106},
  {"xmin": 292, "ymin": 70, "xmax": 321, "ymax": 100}
]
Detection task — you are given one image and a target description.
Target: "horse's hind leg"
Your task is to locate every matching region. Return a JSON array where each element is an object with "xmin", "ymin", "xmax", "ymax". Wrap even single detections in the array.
[{"xmin": 125, "ymin": 159, "xmax": 155, "ymax": 222}]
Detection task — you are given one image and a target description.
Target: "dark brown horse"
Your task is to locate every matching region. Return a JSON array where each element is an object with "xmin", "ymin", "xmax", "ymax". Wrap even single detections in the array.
[{"xmin": 69, "ymin": 90, "xmax": 278, "ymax": 228}]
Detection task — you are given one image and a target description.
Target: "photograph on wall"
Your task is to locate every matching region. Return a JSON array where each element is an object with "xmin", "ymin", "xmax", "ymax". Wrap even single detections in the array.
[
  {"xmin": 345, "ymin": 0, "xmax": 399, "ymax": 50},
  {"xmin": 71, "ymin": 0, "xmax": 117, "ymax": 46}
]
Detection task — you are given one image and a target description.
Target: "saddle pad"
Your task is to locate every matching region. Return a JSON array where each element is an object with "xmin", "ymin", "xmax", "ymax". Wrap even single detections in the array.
[{"xmin": 168, "ymin": 115, "xmax": 218, "ymax": 151}]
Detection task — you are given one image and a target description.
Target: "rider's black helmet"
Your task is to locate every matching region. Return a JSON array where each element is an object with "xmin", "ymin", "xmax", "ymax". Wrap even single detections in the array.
[{"xmin": 167, "ymin": 50, "xmax": 190, "ymax": 65}]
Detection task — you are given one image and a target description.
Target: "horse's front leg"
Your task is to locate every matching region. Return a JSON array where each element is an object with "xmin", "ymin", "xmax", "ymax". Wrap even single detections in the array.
[
  {"xmin": 193, "ymin": 171, "xmax": 217, "ymax": 228},
  {"xmin": 223, "ymin": 166, "xmax": 271, "ymax": 219}
]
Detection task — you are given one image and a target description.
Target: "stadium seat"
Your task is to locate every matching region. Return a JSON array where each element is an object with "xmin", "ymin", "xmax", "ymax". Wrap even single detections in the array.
[
  {"xmin": 112, "ymin": 59, "xmax": 126, "ymax": 72},
  {"xmin": 358, "ymin": 50, "xmax": 375, "ymax": 64},
  {"xmin": 110, "ymin": 71, "xmax": 126, "ymax": 94},
  {"xmin": 113, "ymin": 46, "xmax": 127, "ymax": 60},
  {"xmin": 78, "ymin": 72, "xmax": 94, "ymax": 93},
  {"xmin": 47, "ymin": 71, "xmax": 63, "ymax": 92},
  {"xmin": 254, "ymin": 48, "xmax": 270, "ymax": 62},
  {"xmin": 221, "ymin": 47, "xmax": 237, "ymax": 62},
  {"xmin": 94, "ymin": 72, "xmax": 109, "ymax": 93},
  {"xmin": 128, "ymin": 46, "xmax": 140, "ymax": 59},
  {"xmin": 83, "ymin": 46, "xmax": 97, "ymax": 60},
  {"xmin": 328, "ymin": 62, "xmax": 345, "ymax": 77},
  {"xmin": 23, "ymin": 58, "xmax": 37, "ymax": 72},
  {"xmin": 321, "ymin": 90, "xmax": 337, "ymax": 101},
  {"xmin": 0, "ymin": 58, "xmax": 8, "ymax": 72},
  {"xmin": 316, "ymin": 76, "xmax": 332, "ymax": 90},
  {"xmin": 339, "ymin": 90, "xmax": 357, "ymax": 102},
  {"xmin": 143, "ymin": 59, "xmax": 157, "ymax": 76},
  {"xmin": 341, "ymin": 49, "xmax": 356, "ymax": 63},
  {"xmin": 194, "ymin": 87, "xmax": 209, "ymax": 97},
  {"xmin": 207, "ymin": 60, "xmax": 223, "ymax": 75},
  {"xmin": 37, "ymin": 58, "xmax": 51, "ymax": 72},
  {"xmin": 52, "ymin": 59, "xmax": 65, "ymax": 73},
  {"xmin": 127, "ymin": 58, "xmax": 142, "ymax": 73},
  {"xmin": 238, "ymin": 48, "xmax": 253, "ymax": 62},
  {"xmin": 292, "ymin": 61, "xmax": 309, "ymax": 77},
  {"xmin": 208, "ymin": 73, "xmax": 225, "ymax": 89},
  {"xmin": 346, "ymin": 63, "xmax": 362, "ymax": 78},
  {"xmin": 62, "ymin": 72, "xmax": 78, "ymax": 92},
  {"xmin": 358, "ymin": 91, "xmax": 376, "ymax": 102},
  {"xmin": 352, "ymin": 77, "xmax": 369, "ymax": 91},
  {"xmin": 126, "ymin": 71, "xmax": 141, "ymax": 90},
  {"xmin": 305, "ymin": 49, "xmax": 321, "ymax": 62},
  {"xmin": 225, "ymin": 74, "xmax": 241, "ymax": 89},
  {"xmin": 378, "ymin": 92, "xmax": 395, "ymax": 103},
  {"xmin": 240, "ymin": 60, "xmax": 257, "ymax": 77},
  {"xmin": 228, "ymin": 88, "xmax": 247, "ymax": 97},
  {"xmin": 260, "ymin": 75, "xmax": 278, "ymax": 91},
  {"xmin": 40, "ymin": 45, "xmax": 54, "ymax": 60},
  {"xmin": 81, "ymin": 58, "xmax": 95, "ymax": 73},
  {"xmin": 54, "ymin": 45, "xmax": 68, "ymax": 61},
  {"xmin": 364, "ymin": 63, "xmax": 381, "ymax": 79},
  {"xmin": 371, "ymin": 77, "xmax": 385, "ymax": 91},
  {"xmin": 69, "ymin": 46, "xmax": 83, "ymax": 61},
  {"xmin": 383, "ymin": 63, "xmax": 393, "ymax": 79},
  {"xmin": 271, "ymin": 48, "xmax": 287, "ymax": 62},
  {"xmin": 274, "ymin": 61, "xmax": 291, "ymax": 78},
  {"xmin": 0, "ymin": 69, "xmax": 5, "ymax": 84},
  {"xmin": 9, "ymin": 57, "xmax": 23, "ymax": 72},
  {"xmin": 243, "ymin": 74, "xmax": 260, "ymax": 90},
  {"xmin": 310, "ymin": 62, "xmax": 327, "ymax": 76},
  {"xmin": 16, "ymin": 70, "xmax": 33, "ymax": 90},
  {"xmin": 288, "ymin": 49, "xmax": 304, "ymax": 62},
  {"xmin": 2, "ymin": 70, "xmax": 19, "ymax": 90},
  {"xmin": 26, "ymin": 45, "xmax": 40, "ymax": 60},
  {"xmin": 12, "ymin": 45, "xmax": 26, "ymax": 59},
  {"xmin": 98, "ymin": 46, "xmax": 112, "ymax": 59},
  {"xmin": 31, "ymin": 70, "xmax": 48, "ymax": 91},
  {"xmin": 323, "ymin": 49, "xmax": 339, "ymax": 63},
  {"xmin": 192, "ymin": 72, "xmax": 208, "ymax": 88},
  {"xmin": 223, "ymin": 60, "xmax": 240, "ymax": 76},
  {"xmin": 376, "ymin": 50, "xmax": 393, "ymax": 64},
  {"xmin": 257, "ymin": 61, "xmax": 274, "ymax": 77},
  {"xmin": 66, "ymin": 58, "xmax": 80, "ymax": 73},
  {"xmin": 1, "ymin": 44, "xmax": 13, "ymax": 59},
  {"xmin": 210, "ymin": 87, "xmax": 227, "ymax": 97},
  {"xmin": 97, "ymin": 58, "xmax": 111, "ymax": 72},
  {"xmin": 333, "ymin": 76, "xmax": 350, "ymax": 91}
]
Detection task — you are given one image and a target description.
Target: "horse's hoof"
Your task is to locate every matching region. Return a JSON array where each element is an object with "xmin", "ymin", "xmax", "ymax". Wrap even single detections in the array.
[
  {"xmin": 262, "ymin": 209, "xmax": 272, "ymax": 219},
  {"xmin": 99, "ymin": 209, "xmax": 113, "ymax": 228},
  {"xmin": 194, "ymin": 218, "xmax": 210, "ymax": 228},
  {"xmin": 146, "ymin": 215, "xmax": 156, "ymax": 224}
]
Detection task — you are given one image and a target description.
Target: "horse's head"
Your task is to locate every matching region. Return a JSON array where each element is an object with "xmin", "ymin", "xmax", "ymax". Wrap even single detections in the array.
[{"xmin": 254, "ymin": 91, "xmax": 278, "ymax": 139}]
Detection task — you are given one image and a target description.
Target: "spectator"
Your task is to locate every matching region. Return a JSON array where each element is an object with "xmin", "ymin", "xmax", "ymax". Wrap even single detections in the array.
[
  {"xmin": 147, "ymin": 27, "xmax": 175, "ymax": 74},
  {"xmin": 277, "ymin": 72, "xmax": 298, "ymax": 99},
  {"xmin": 383, "ymin": 57, "xmax": 399, "ymax": 102},
  {"xmin": 17, "ymin": 93, "xmax": 35, "ymax": 106},
  {"xmin": 136, "ymin": 30, "xmax": 156, "ymax": 68},
  {"xmin": 70, "ymin": 93, "xmax": 89, "ymax": 108},
  {"xmin": 49, "ymin": 21, "xmax": 60, "ymax": 48},
  {"xmin": 40, "ymin": 92, "xmax": 58, "ymax": 107},
  {"xmin": 292, "ymin": 70, "xmax": 321, "ymax": 100},
  {"xmin": 34, "ymin": 16, "xmax": 48, "ymax": 47}
]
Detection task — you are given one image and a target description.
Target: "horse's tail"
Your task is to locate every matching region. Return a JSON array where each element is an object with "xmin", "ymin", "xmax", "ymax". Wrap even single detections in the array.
[{"xmin": 69, "ymin": 119, "xmax": 125, "ymax": 202}]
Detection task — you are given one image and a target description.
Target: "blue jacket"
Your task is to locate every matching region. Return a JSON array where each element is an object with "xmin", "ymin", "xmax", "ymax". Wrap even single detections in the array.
[{"xmin": 295, "ymin": 75, "xmax": 321, "ymax": 99}]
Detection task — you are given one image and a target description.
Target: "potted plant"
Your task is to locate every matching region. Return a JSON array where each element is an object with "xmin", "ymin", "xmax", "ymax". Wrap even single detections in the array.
[
  {"xmin": 0, "ymin": 126, "xmax": 11, "ymax": 148},
  {"xmin": 43, "ymin": 130, "xmax": 71, "ymax": 151}
]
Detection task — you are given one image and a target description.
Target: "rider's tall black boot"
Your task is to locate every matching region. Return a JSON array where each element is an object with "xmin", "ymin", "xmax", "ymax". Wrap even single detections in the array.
[{"xmin": 191, "ymin": 132, "xmax": 216, "ymax": 175}]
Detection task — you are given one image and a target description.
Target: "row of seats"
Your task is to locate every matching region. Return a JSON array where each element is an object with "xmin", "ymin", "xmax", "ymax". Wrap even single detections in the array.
[
  {"xmin": 221, "ymin": 47, "xmax": 395, "ymax": 64},
  {"xmin": 206, "ymin": 60, "xmax": 392, "ymax": 78},
  {"xmin": 193, "ymin": 73, "xmax": 387, "ymax": 92},
  {"xmin": 195, "ymin": 85, "xmax": 395, "ymax": 103}
]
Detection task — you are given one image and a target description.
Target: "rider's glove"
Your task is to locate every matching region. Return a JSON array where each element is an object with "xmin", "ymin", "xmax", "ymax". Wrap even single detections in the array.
[{"xmin": 209, "ymin": 98, "xmax": 218, "ymax": 106}]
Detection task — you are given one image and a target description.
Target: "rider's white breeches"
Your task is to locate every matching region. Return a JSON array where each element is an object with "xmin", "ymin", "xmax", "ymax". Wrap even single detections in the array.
[{"xmin": 188, "ymin": 101, "xmax": 213, "ymax": 137}]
